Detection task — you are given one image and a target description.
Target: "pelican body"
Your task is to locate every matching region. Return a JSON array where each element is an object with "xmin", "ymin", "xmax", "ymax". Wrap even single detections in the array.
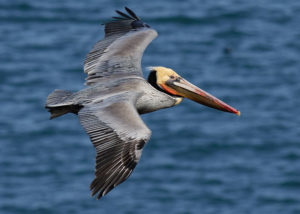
[{"xmin": 45, "ymin": 7, "xmax": 240, "ymax": 199}]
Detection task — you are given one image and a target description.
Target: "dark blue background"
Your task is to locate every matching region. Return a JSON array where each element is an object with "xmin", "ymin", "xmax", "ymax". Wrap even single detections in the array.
[{"xmin": 1, "ymin": 0, "xmax": 300, "ymax": 213}]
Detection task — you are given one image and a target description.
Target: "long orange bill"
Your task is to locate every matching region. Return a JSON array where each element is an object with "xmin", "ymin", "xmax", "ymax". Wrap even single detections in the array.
[{"xmin": 165, "ymin": 77, "xmax": 240, "ymax": 116}]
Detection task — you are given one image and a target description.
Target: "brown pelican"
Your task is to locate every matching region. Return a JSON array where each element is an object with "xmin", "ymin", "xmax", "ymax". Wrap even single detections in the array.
[{"xmin": 45, "ymin": 7, "xmax": 240, "ymax": 199}]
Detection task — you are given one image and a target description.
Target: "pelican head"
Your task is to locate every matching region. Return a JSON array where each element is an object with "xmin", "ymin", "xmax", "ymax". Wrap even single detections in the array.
[{"xmin": 147, "ymin": 66, "xmax": 240, "ymax": 115}]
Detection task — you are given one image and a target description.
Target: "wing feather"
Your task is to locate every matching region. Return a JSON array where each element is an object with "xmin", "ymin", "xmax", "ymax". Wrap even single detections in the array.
[
  {"xmin": 78, "ymin": 100, "xmax": 151, "ymax": 199},
  {"xmin": 115, "ymin": 10, "xmax": 133, "ymax": 20},
  {"xmin": 125, "ymin": 7, "xmax": 140, "ymax": 20},
  {"xmin": 84, "ymin": 7, "xmax": 157, "ymax": 85}
]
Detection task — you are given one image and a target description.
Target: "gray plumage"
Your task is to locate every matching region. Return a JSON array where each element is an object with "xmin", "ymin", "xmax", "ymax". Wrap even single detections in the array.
[
  {"xmin": 45, "ymin": 7, "xmax": 179, "ymax": 199},
  {"xmin": 84, "ymin": 9, "xmax": 157, "ymax": 85}
]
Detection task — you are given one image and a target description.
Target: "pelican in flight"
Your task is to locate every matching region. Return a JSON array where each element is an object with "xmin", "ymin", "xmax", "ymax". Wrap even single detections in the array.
[{"xmin": 46, "ymin": 7, "xmax": 240, "ymax": 199}]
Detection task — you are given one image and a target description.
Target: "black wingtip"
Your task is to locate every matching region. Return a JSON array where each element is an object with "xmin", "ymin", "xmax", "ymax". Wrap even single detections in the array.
[
  {"xmin": 125, "ymin": 7, "xmax": 140, "ymax": 20},
  {"xmin": 115, "ymin": 9, "xmax": 132, "ymax": 20},
  {"xmin": 97, "ymin": 193, "xmax": 102, "ymax": 200},
  {"xmin": 112, "ymin": 16, "xmax": 127, "ymax": 20},
  {"xmin": 113, "ymin": 7, "xmax": 140, "ymax": 21}
]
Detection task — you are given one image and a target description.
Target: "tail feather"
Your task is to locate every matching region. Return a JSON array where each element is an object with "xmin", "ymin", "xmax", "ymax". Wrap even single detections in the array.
[
  {"xmin": 48, "ymin": 106, "xmax": 71, "ymax": 119},
  {"xmin": 45, "ymin": 89, "xmax": 80, "ymax": 119},
  {"xmin": 46, "ymin": 89, "xmax": 73, "ymax": 107}
]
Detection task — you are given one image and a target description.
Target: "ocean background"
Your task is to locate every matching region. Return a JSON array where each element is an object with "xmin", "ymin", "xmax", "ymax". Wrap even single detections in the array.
[{"xmin": 1, "ymin": 0, "xmax": 300, "ymax": 213}]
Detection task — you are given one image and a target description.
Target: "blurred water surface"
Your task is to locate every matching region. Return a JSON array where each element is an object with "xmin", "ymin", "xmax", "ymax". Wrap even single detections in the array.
[{"xmin": 1, "ymin": 0, "xmax": 300, "ymax": 213}]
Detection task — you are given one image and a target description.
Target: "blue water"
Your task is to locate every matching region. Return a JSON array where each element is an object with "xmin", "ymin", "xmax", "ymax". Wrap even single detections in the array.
[{"xmin": 1, "ymin": 0, "xmax": 300, "ymax": 213}]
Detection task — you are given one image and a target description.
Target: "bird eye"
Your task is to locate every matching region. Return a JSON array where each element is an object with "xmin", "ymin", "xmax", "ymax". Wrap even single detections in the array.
[{"xmin": 170, "ymin": 75, "xmax": 175, "ymax": 79}]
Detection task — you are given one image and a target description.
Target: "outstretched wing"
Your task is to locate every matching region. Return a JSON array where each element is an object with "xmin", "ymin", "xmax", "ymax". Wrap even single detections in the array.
[
  {"xmin": 78, "ymin": 98, "xmax": 151, "ymax": 199},
  {"xmin": 84, "ymin": 7, "xmax": 158, "ymax": 85}
]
